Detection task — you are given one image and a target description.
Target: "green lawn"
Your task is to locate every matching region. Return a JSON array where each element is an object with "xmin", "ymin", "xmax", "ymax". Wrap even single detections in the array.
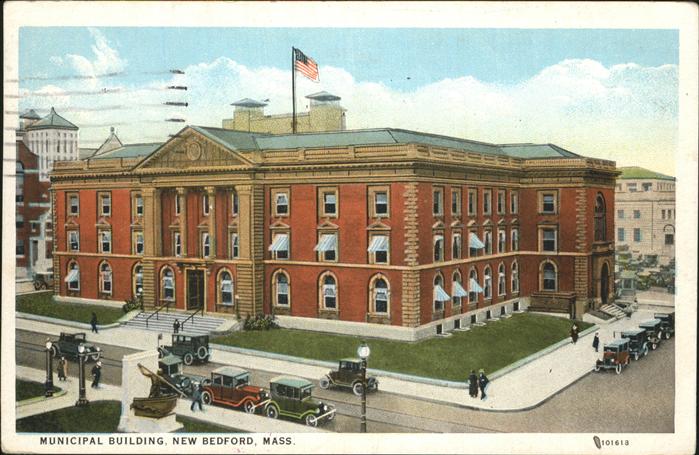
[
  {"xmin": 16, "ymin": 292, "xmax": 125, "ymax": 325},
  {"xmin": 213, "ymin": 313, "xmax": 592, "ymax": 381},
  {"xmin": 16, "ymin": 379, "xmax": 62, "ymax": 402}
]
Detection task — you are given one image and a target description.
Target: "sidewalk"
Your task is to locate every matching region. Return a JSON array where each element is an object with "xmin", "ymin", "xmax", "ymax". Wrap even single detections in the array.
[{"xmin": 16, "ymin": 310, "xmax": 660, "ymax": 412}]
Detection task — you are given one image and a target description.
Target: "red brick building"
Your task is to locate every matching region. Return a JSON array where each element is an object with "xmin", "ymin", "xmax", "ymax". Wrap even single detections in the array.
[{"xmin": 51, "ymin": 127, "xmax": 618, "ymax": 340}]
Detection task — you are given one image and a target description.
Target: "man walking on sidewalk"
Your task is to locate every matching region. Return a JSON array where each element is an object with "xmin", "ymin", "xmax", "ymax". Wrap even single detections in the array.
[
  {"xmin": 592, "ymin": 332, "xmax": 600, "ymax": 352},
  {"xmin": 478, "ymin": 369, "xmax": 490, "ymax": 401},
  {"xmin": 91, "ymin": 361, "xmax": 102, "ymax": 388},
  {"xmin": 191, "ymin": 383, "xmax": 205, "ymax": 412},
  {"xmin": 90, "ymin": 312, "xmax": 99, "ymax": 334},
  {"xmin": 468, "ymin": 370, "xmax": 479, "ymax": 398},
  {"xmin": 57, "ymin": 356, "xmax": 68, "ymax": 381},
  {"xmin": 570, "ymin": 323, "xmax": 579, "ymax": 344}
]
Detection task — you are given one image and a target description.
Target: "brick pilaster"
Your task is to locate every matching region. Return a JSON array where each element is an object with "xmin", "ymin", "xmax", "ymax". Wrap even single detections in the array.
[{"xmin": 401, "ymin": 182, "xmax": 421, "ymax": 327}]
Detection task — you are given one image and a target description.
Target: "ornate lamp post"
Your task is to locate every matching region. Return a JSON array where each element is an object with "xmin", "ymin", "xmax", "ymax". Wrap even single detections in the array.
[
  {"xmin": 44, "ymin": 339, "xmax": 54, "ymax": 397},
  {"xmin": 75, "ymin": 343, "xmax": 89, "ymax": 406},
  {"xmin": 357, "ymin": 341, "xmax": 371, "ymax": 433}
]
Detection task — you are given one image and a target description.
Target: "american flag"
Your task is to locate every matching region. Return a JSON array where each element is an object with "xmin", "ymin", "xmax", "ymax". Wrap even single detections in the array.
[{"xmin": 294, "ymin": 48, "xmax": 319, "ymax": 82}]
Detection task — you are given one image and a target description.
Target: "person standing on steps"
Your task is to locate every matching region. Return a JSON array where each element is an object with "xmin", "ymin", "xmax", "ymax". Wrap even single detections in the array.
[
  {"xmin": 592, "ymin": 332, "xmax": 600, "ymax": 352},
  {"xmin": 173, "ymin": 319, "xmax": 181, "ymax": 334},
  {"xmin": 468, "ymin": 370, "xmax": 479, "ymax": 398},
  {"xmin": 90, "ymin": 312, "xmax": 99, "ymax": 334}
]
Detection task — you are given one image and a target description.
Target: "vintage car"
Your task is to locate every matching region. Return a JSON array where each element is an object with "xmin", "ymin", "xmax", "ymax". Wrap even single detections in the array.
[
  {"xmin": 620, "ymin": 329, "xmax": 649, "ymax": 361},
  {"xmin": 32, "ymin": 271, "xmax": 54, "ymax": 290},
  {"xmin": 638, "ymin": 319, "xmax": 664, "ymax": 350},
  {"xmin": 654, "ymin": 312, "xmax": 675, "ymax": 339},
  {"xmin": 594, "ymin": 338, "xmax": 630, "ymax": 374},
  {"xmin": 319, "ymin": 358, "xmax": 379, "ymax": 396},
  {"xmin": 265, "ymin": 376, "xmax": 336, "ymax": 427},
  {"xmin": 157, "ymin": 354, "xmax": 209, "ymax": 396},
  {"xmin": 200, "ymin": 366, "xmax": 270, "ymax": 413},
  {"xmin": 157, "ymin": 333, "xmax": 210, "ymax": 365},
  {"xmin": 50, "ymin": 332, "xmax": 101, "ymax": 362}
]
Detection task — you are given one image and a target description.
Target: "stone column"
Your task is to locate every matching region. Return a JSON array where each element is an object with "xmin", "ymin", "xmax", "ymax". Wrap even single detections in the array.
[
  {"xmin": 234, "ymin": 185, "xmax": 264, "ymax": 317},
  {"xmin": 176, "ymin": 187, "xmax": 188, "ymax": 257},
  {"xmin": 401, "ymin": 182, "xmax": 421, "ymax": 327},
  {"xmin": 206, "ymin": 186, "xmax": 217, "ymax": 259},
  {"xmin": 574, "ymin": 188, "xmax": 591, "ymax": 312},
  {"xmin": 141, "ymin": 187, "xmax": 161, "ymax": 308}
]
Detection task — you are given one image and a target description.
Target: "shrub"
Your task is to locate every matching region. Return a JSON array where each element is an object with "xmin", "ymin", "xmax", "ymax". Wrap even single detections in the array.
[
  {"xmin": 122, "ymin": 295, "xmax": 144, "ymax": 313},
  {"xmin": 243, "ymin": 313, "xmax": 279, "ymax": 331}
]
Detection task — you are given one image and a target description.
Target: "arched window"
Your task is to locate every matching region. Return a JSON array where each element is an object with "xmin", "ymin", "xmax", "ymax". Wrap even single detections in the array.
[
  {"xmin": 16, "ymin": 161, "xmax": 24, "ymax": 203},
  {"xmin": 541, "ymin": 261, "xmax": 558, "ymax": 291},
  {"xmin": 369, "ymin": 275, "xmax": 389, "ymax": 315},
  {"xmin": 452, "ymin": 270, "xmax": 467, "ymax": 307},
  {"xmin": 433, "ymin": 235, "xmax": 444, "ymax": 262},
  {"xmin": 483, "ymin": 266, "xmax": 492, "ymax": 299},
  {"xmin": 594, "ymin": 193, "xmax": 606, "ymax": 241},
  {"xmin": 511, "ymin": 261, "xmax": 520, "ymax": 293},
  {"xmin": 99, "ymin": 262, "xmax": 112, "ymax": 295},
  {"xmin": 319, "ymin": 273, "xmax": 337, "ymax": 310},
  {"xmin": 468, "ymin": 268, "xmax": 480, "ymax": 303},
  {"xmin": 218, "ymin": 269, "xmax": 234, "ymax": 306},
  {"xmin": 663, "ymin": 224, "xmax": 675, "ymax": 246},
  {"xmin": 273, "ymin": 270, "xmax": 290, "ymax": 307},
  {"xmin": 511, "ymin": 228, "xmax": 519, "ymax": 251},
  {"xmin": 498, "ymin": 263, "xmax": 506, "ymax": 296},
  {"xmin": 161, "ymin": 267, "xmax": 175, "ymax": 301},
  {"xmin": 498, "ymin": 230, "xmax": 506, "ymax": 254},
  {"xmin": 433, "ymin": 273, "xmax": 449, "ymax": 312},
  {"xmin": 66, "ymin": 260, "xmax": 80, "ymax": 291},
  {"xmin": 133, "ymin": 263, "xmax": 143, "ymax": 297}
]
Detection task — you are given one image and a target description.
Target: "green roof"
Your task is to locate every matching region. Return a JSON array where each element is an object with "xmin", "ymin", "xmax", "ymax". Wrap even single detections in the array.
[
  {"xmin": 20, "ymin": 109, "xmax": 41, "ymax": 120},
  {"xmin": 26, "ymin": 107, "xmax": 78, "ymax": 130},
  {"xmin": 191, "ymin": 126, "xmax": 266, "ymax": 151},
  {"xmin": 618, "ymin": 166, "xmax": 675, "ymax": 181},
  {"xmin": 639, "ymin": 319, "xmax": 661, "ymax": 327},
  {"xmin": 605, "ymin": 338, "xmax": 630, "ymax": 348},
  {"xmin": 499, "ymin": 143, "xmax": 580, "ymax": 159},
  {"xmin": 158, "ymin": 354, "xmax": 182, "ymax": 367},
  {"xmin": 270, "ymin": 375, "xmax": 313, "ymax": 389},
  {"xmin": 620, "ymin": 329, "xmax": 645, "ymax": 336},
  {"xmin": 92, "ymin": 143, "xmax": 162, "ymax": 159},
  {"xmin": 212, "ymin": 366, "xmax": 249, "ymax": 378}
]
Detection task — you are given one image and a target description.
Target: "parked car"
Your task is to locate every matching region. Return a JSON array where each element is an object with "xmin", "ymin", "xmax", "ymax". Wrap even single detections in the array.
[
  {"xmin": 32, "ymin": 271, "xmax": 54, "ymax": 290},
  {"xmin": 638, "ymin": 319, "xmax": 664, "ymax": 350},
  {"xmin": 50, "ymin": 332, "xmax": 101, "ymax": 362},
  {"xmin": 201, "ymin": 366, "xmax": 269, "ymax": 413},
  {"xmin": 594, "ymin": 338, "xmax": 630, "ymax": 374},
  {"xmin": 654, "ymin": 312, "xmax": 675, "ymax": 339},
  {"xmin": 265, "ymin": 376, "xmax": 336, "ymax": 427},
  {"xmin": 157, "ymin": 354, "xmax": 208, "ymax": 396},
  {"xmin": 319, "ymin": 358, "xmax": 379, "ymax": 396},
  {"xmin": 620, "ymin": 329, "xmax": 649, "ymax": 361},
  {"xmin": 158, "ymin": 333, "xmax": 210, "ymax": 365}
]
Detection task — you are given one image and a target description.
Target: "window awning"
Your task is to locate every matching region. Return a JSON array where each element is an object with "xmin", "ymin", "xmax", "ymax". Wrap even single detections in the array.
[
  {"xmin": 269, "ymin": 233, "xmax": 289, "ymax": 251},
  {"xmin": 433, "ymin": 285, "xmax": 451, "ymax": 302},
  {"xmin": 314, "ymin": 233, "xmax": 337, "ymax": 252},
  {"xmin": 469, "ymin": 233, "xmax": 485, "ymax": 249},
  {"xmin": 367, "ymin": 235, "xmax": 389, "ymax": 253},
  {"xmin": 64, "ymin": 269, "xmax": 79, "ymax": 283},
  {"xmin": 469, "ymin": 278, "xmax": 484, "ymax": 293},
  {"xmin": 452, "ymin": 281, "xmax": 468, "ymax": 297},
  {"xmin": 222, "ymin": 280, "xmax": 233, "ymax": 292}
]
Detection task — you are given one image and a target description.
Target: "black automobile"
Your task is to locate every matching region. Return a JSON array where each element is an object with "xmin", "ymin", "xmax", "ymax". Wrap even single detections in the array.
[
  {"xmin": 638, "ymin": 319, "xmax": 663, "ymax": 350},
  {"xmin": 50, "ymin": 332, "xmax": 102, "ymax": 362},
  {"xmin": 654, "ymin": 312, "xmax": 674, "ymax": 339},
  {"xmin": 157, "ymin": 354, "xmax": 208, "ymax": 396},
  {"xmin": 318, "ymin": 358, "xmax": 379, "ymax": 396},
  {"xmin": 158, "ymin": 333, "xmax": 210, "ymax": 365},
  {"xmin": 620, "ymin": 329, "xmax": 649, "ymax": 361}
]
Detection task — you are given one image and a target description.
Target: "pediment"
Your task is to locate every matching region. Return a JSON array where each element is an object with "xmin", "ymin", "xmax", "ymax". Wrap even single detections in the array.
[
  {"xmin": 511, "ymin": 218, "xmax": 519, "ymax": 225},
  {"xmin": 317, "ymin": 220, "xmax": 340, "ymax": 230},
  {"xmin": 95, "ymin": 217, "xmax": 111, "ymax": 228},
  {"xmin": 134, "ymin": 127, "xmax": 253, "ymax": 172},
  {"xmin": 432, "ymin": 220, "xmax": 445, "ymax": 230},
  {"xmin": 482, "ymin": 218, "xmax": 492, "ymax": 226},
  {"xmin": 64, "ymin": 218, "xmax": 80, "ymax": 228},
  {"xmin": 367, "ymin": 220, "xmax": 391, "ymax": 231},
  {"xmin": 466, "ymin": 219, "xmax": 478, "ymax": 227},
  {"xmin": 269, "ymin": 220, "xmax": 291, "ymax": 230},
  {"xmin": 497, "ymin": 218, "xmax": 507, "ymax": 225},
  {"xmin": 450, "ymin": 220, "xmax": 463, "ymax": 228}
]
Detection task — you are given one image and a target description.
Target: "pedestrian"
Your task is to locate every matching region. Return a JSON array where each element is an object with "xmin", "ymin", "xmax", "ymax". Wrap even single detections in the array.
[
  {"xmin": 592, "ymin": 332, "xmax": 600, "ymax": 352},
  {"xmin": 91, "ymin": 361, "xmax": 102, "ymax": 388},
  {"xmin": 173, "ymin": 319, "xmax": 180, "ymax": 334},
  {"xmin": 191, "ymin": 383, "xmax": 204, "ymax": 412},
  {"xmin": 57, "ymin": 356, "xmax": 68, "ymax": 381},
  {"xmin": 90, "ymin": 312, "xmax": 99, "ymax": 334},
  {"xmin": 468, "ymin": 370, "xmax": 479, "ymax": 398},
  {"xmin": 570, "ymin": 323, "xmax": 579, "ymax": 344},
  {"xmin": 478, "ymin": 369, "xmax": 490, "ymax": 401}
]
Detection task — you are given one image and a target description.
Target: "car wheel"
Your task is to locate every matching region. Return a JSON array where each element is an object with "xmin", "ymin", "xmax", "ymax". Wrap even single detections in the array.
[
  {"xmin": 651, "ymin": 343, "xmax": 657, "ymax": 351},
  {"xmin": 197, "ymin": 346, "xmax": 208, "ymax": 360},
  {"xmin": 319, "ymin": 377, "xmax": 331, "ymax": 390},
  {"xmin": 50, "ymin": 345, "xmax": 59, "ymax": 358},
  {"xmin": 34, "ymin": 281, "xmax": 42, "ymax": 290},
  {"xmin": 305, "ymin": 415, "xmax": 318, "ymax": 427},
  {"xmin": 634, "ymin": 352, "xmax": 639, "ymax": 361},
  {"xmin": 643, "ymin": 346, "xmax": 649, "ymax": 357},
  {"xmin": 615, "ymin": 364, "xmax": 622, "ymax": 375},
  {"xmin": 244, "ymin": 401, "xmax": 255, "ymax": 414},
  {"xmin": 352, "ymin": 382, "xmax": 364, "ymax": 397},
  {"xmin": 183, "ymin": 353, "xmax": 194, "ymax": 365},
  {"xmin": 266, "ymin": 405, "xmax": 279, "ymax": 419},
  {"xmin": 202, "ymin": 391, "xmax": 212, "ymax": 405},
  {"xmin": 665, "ymin": 332, "xmax": 671, "ymax": 340}
]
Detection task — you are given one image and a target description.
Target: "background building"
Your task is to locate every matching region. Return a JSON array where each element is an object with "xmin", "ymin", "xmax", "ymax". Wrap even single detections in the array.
[
  {"xmin": 221, "ymin": 92, "xmax": 346, "ymax": 133},
  {"xmin": 615, "ymin": 166, "xmax": 675, "ymax": 265},
  {"xmin": 51, "ymin": 127, "xmax": 617, "ymax": 340},
  {"xmin": 22, "ymin": 107, "xmax": 79, "ymax": 181}
]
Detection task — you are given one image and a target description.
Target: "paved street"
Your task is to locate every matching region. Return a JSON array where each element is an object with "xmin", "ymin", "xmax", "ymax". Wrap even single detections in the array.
[{"xmin": 16, "ymin": 328, "xmax": 674, "ymax": 433}]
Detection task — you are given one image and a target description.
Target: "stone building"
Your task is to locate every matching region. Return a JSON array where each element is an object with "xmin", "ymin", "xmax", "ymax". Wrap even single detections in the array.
[
  {"xmin": 51, "ymin": 127, "xmax": 617, "ymax": 340},
  {"xmin": 221, "ymin": 92, "xmax": 345, "ymax": 134},
  {"xmin": 21, "ymin": 107, "xmax": 79, "ymax": 181},
  {"xmin": 615, "ymin": 166, "xmax": 675, "ymax": 265}
]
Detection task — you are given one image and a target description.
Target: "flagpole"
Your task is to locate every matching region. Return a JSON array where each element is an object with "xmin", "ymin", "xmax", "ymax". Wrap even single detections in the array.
[{"xmin": 291, "ymin": 47, "xmax": 297, "ymax": 134}]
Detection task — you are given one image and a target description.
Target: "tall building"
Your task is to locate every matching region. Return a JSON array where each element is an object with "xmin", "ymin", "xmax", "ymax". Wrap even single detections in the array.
[
  {"xmin": 221, "ymin": 92, "xmax": 346, "ymax": 133},
  {"xmin": 22, "ymin": 107, "xmax": 79, "ymax": 181},
  {"xmin": 51, "ymin": 126, "xmax": 617, "ymax": 340},
  {"xmin": 615, "ymin": 166, "xmax": 675, "ymax": 265}
]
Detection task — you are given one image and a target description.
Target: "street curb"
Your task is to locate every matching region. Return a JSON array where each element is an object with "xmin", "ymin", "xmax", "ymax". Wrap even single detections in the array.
[
  {"xmin": 16, "ymin": 389, "xmax": 68, "ymax": 407},
  {"xmin": 16, "ymin": 312, "xmax": 123, "ymax": 330}
]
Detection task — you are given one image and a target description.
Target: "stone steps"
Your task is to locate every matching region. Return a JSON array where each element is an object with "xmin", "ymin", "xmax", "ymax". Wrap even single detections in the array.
[
  {"xmin": 124, "ymin": 311, "xmax": 226, "ymax": 336},
  {"xmin": 600, "ymin": 304, "xmax": 625, "ymax": 319}
]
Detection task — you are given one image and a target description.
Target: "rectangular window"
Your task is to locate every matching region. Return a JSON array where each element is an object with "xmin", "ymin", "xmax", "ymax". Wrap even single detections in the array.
[
  {"xmin": 451, "ymin": 189, "xmax": 461, "ymax": 215},
  {"xmin": 269, "ymin": 233, "xmax": 289, "ymax": 260},
  {"xmin": 134, "ymin": 231, "xmax": 144, "ymax": 255},
  {"xmin": 315, "ymin": 232, "xmax": 337, "ymax": 262},
  {"xmin": 433, "ymin": 235, "xmax": 444, "ymax": 261},
  {"xmin": 99, "ymin": 230, "xmax": 112, "ymax": 253},
  {"xmin": 468, "ymin": 189, "xmax": 477, "ymax": 216},
  {"xmin": 452, "ymin": 233, "xmax": 462, "ymax": 259},
  {"xmin": 16, "ymin": 240, "xmax": 25, "ymax": 256},
  {"xmin": 642, "ymin": 182, "xmax": 652, "ymax": 191},
  {"xmin": 134, "ymin": 194, "xmax": 143, "ymax": 217},
  {"xmin": 321, "ymin": 190, "xmax": 338, "ymax": 217},
  {"xmin": 627, "ymin": 183, "xmax": 637, "ymax": 192},
  {"xmin": 433, "ymin": 187, "xmax": 443, "ymax": 215},
  {"xmin": 274, "ymin": 191, "xmax": 289, "ymax": 216},
  {"xmin": 368, "ymin": 234, "xmax": 389, "ymax": 264},
  {"xmin": 665, "ymin": 233, "xmax": 674, "ymax": 245},
  {"xmin": 497, "ymin": 190, "xmax": 505, "ymax": 214},
  {"xmin": 374, "ymin": 192, "xmax": 388, "ymax": 216},
  {"xmin": 540, "ymin": 192, "xmax": 557, "ymax": 214},
  {"xmin": 618, "ymin": 228, "xmax": 625, "ymax": 242},
  {"xmin": 16, "ymin": 215, "xmax": 24, "ymax": 229},
  {"xmin": 634, "ymin": 228, "xmax": 642, "ymax": 242},
  {"xmin": 202, "ymin": 194, "xmax": 210, "ymax": 216},
  {"xmin": 510, "ymin": 191, "xmax": 518, "ymax": 214},
  {"xmin": 99, "ymin": 193, "xmax": 111, "ymax": 216},
  {"xmin": 497, "ymin": 231, "xmax": 506, "ymax": 253},
  {"xmin": 175, "ymin": 194, "xmax": 181, "ymax": 216},
  {"xmin": 202, "ymin": 232, "xmax": 210, "ymax": 257},
  {"xmin": 483, "ymin": 190, "xmax": 492, "ymax": 215},
  {"xmin": 661, "ymin": 209, "xmax": 666, "ymax": 219},
  {"xmin": 542, "ymin": 228, "xmax": 557, "ymax": 251},
  {"xmin": 68, "ymin": 193, "xmax": 79, "ymax": 215},
  {"xmin": 484, "ymin": 230, "xmax": 493, "ymax": 255},
  {"xmin": 231, "ymin": 233, "xmax": 239, "ymax": 258},
  {"xmin": 174, "ymin": 232, "xmax": 182, "ymax": 257},
  {"xmin": 68, "ymin": 230, "xmax": 80, "ymax": 251},
  {"xmin": 511, "ymin": 229, "xmax": 519, "ymax": 251},
  {"xmin": 633, "ymin": 210, "xmax": 641, "ymax": 219},
  {"xmin": 618, "ymin": 209, "xmax": 625, "ymax": 219},
  {"xmin": 232, "ymin": 192, "xmax": 239, "ymax": 216}
]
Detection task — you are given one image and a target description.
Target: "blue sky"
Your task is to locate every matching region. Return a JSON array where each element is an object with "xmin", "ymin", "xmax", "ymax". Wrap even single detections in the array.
[{"xmin": 17, "ymin": 27, "xmax": 679, "ymax": 174}]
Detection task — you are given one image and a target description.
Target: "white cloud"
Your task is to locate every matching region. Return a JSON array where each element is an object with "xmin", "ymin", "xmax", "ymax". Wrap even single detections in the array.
[{"xmin": 64, "ymin": 28, "xmax": 127, "ymax": 78}]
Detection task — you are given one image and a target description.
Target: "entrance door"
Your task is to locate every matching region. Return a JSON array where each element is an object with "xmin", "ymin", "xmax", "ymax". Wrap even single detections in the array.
[
  {"xmin": 186, "ymin": 269, "xmax": 205, "ymax": 310},
  {"xmin": 600, "ymin": 263, "xmax": 610, "ymax": 305}
]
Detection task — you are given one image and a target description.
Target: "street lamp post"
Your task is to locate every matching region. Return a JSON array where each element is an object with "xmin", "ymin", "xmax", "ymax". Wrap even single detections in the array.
[
  {"xmin": 357, "ymin": 341, "xmax": 371, "ymax": 433},
  {"xmin": 75, "ymin": 343, "xmax": 89, "ymax": 406},
  {"xmin": 44, "ymin": 340, "xmax": 54, "ymax": 397}
]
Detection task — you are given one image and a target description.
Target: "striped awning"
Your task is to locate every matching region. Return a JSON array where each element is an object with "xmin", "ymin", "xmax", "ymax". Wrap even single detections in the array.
[
  {"xmin": 469, "ymin": 233, "xmax": 485, "ymax": 249},
  {"xmin": 222, "ymin": 279, "xmax": 233, "ymax": 292},
  {"xmin": 452, "ymin": 281, "xmax": 468, "ymax": 297},
  {"xmin": 367, "ymin": 235, "xmax": 389, "ymax": 253},
  {"xmin": 469, "ymin": 278, "xmax": 484, "ymax": 293},
  {"xmin": 64, "ymin": 269, "xmax": 79, "ymax": 283},
  {"xmin": 433, "ymin": 285, "xmax": 451, "ymax": 302},
  {"xmin": 314, "ymin": 233, "xmax": 337, "ymax": 252},
  {"xmin": 269, "ymin": 233, "xmax": 289, "ymax": 251}
]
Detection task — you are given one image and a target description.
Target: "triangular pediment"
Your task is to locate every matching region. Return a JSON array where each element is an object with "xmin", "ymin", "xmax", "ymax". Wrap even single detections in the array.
[
  {"xmin": 450, "ymin": 219, "xmax": 463, "ymax": 228},
  {"xmin": 134, "ymin": 127, "xmax": 253, "ymax": 172},
  {"xmin": 466, "ymin": 219, "xmax": 478, "ymax": 227},
  {"xmin": 482, "ymin": 218, "xmax": 492, "ymax": 226},
  {"xmin": 95, "ymin": 217, "xmax": 111, "ymax": 228},
  {"xmin": 317, "ymin": 220, "xmax": 340, "ymax": 230},
  {"xmin": 270, "ymin": 220, "xmax": 291, "ymax": 230},
  {"xmin": 65, "ymin": 218, "xmax": 80, "ymax": 228},
  {"xmin": 511, "ymin": 218, "xmax": 519, "ymax": 225},
  {"xmin": 432, "ymin": 220, "xmax": 445, "ymax": 230},
  {"xmin": 367, "ymin": 220, "xmax": 391, "ymax": 231},
  {"xmin": 497, "ymin": 218, "xmax": 506, "ymax": 225}
]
